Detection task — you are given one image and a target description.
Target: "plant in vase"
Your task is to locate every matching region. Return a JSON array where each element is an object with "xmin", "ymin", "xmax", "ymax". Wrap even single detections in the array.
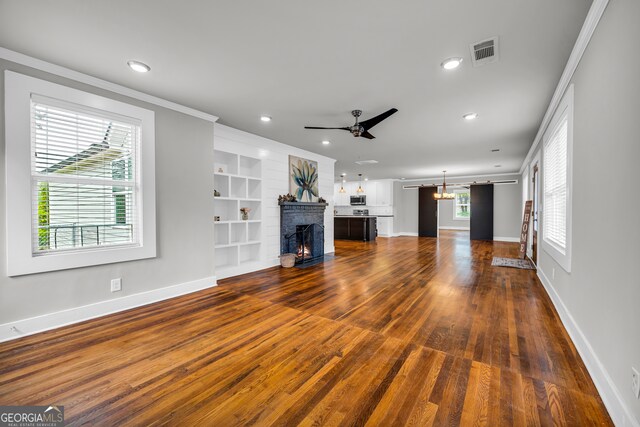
[
  {"xmin": 278, "ymin": 193, "xmax": 297, "ymax": 204},
  {"xmin": 240, "ymin": 207, "xmax": 251, "ymax": 220}
]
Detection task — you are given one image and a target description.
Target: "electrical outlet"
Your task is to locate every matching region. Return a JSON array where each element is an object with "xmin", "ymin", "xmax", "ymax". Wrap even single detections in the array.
[
  {"xmin": 632, "ymin": 367, "xmax": 640, "ymax": 399},
  {"xmin": 110, "ymin": 278, "xmax": 122, "ymax": 292}
]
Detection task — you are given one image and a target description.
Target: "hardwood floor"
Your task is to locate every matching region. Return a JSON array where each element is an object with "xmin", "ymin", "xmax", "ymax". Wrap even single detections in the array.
[{"xmin": 0, "ymin": 231, "xmax": 612, "ymax": 426}]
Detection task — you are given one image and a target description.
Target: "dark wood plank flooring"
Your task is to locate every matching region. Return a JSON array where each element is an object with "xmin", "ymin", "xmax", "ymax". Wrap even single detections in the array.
[{"xmin": 0, "ymin": 231, "xmax": 612, "ymax": 426}]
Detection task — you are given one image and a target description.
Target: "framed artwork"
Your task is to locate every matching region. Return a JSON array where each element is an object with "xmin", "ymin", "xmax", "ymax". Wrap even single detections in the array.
[{"xmin": 289, "ymin": 155, "xmax": 319, "ymax": 202}]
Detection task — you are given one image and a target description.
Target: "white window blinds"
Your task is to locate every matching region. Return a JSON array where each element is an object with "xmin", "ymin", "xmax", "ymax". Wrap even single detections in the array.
[
  {"xmin": 31, "ymin": 96, "xmax": 139, "ymax": 254},
  {"xmin": 543, "ymin": 118, "xmax": 568, "ymax": 251}
]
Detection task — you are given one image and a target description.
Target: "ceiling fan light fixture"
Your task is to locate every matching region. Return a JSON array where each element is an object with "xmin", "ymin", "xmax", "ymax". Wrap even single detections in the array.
[
  {"xmin": 304, "ymin": 108, "xmax": 398, "ymax": 139},
  {"xmin": 441, "ymin": 57, "xmax": 463, "ymax": 70}
]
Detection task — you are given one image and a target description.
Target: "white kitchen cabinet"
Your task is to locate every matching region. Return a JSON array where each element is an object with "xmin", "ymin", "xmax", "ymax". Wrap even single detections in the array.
[
  {"xmin": 377, "ymin": 217, "xmax": 393, "ymax": 236},
  {"xmin": 334, "ymin": 179, "xmax": 393, "ymax": 206},
  {"xmin": 364, "ymin": 181, "xmax": 377, "ymax": 204},
  {"xmin": 368, "ymin": 180, "xmax": 393, "ymax": 206}
]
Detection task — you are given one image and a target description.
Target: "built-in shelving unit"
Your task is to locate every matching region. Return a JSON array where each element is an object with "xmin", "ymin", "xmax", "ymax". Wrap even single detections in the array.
[{"xmin": 214, "ymin": 150, "xmax": 262, "ymax": 276}]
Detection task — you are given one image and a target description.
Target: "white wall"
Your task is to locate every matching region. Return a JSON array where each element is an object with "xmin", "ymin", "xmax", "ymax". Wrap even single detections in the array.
[
  {"xmin": 525, "ymin": 0, "xmax": 640, "ymax": 423},
  {"xmin": 214, "ymin": 124, "xmax": 335, "ymax": 271},
  {"xmin": 393, "ymin": 174, "xmax": 522, "ymax": 239},
  {"xmin": 0, "ymin": 59, "xmax": 215, "ymax": 329},
  {"xmin": 438, "ymin": 196, "xmax": 469, "ymax": 230}
]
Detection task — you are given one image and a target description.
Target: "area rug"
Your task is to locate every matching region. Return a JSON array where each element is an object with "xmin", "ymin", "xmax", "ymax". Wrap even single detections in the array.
[{"xmin": 491, "ymin": 257, "xmax": 536, "ymax": 270}]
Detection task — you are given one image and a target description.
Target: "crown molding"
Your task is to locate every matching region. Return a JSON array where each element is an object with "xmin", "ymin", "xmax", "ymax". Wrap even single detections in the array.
[
  {"xmin": 397, "ymin": 171, "xmax": 521, "ymax": 183},
  {"xmin": 519, "ymin": 0, "xmax": 609, "ymax": 174},
  {"xmin": 0, "ymin": 47, "xmax": 219, "ymax": 123}
]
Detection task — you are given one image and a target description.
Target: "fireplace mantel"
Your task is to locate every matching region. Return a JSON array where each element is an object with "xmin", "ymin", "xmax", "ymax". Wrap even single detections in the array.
[
  {"xmin": 280, "ymin": 201, "xmax": 327, "ymax": 263},
  {"xmin": 278, "ymin": 202, "xmax": 329, "ymax": 207}
]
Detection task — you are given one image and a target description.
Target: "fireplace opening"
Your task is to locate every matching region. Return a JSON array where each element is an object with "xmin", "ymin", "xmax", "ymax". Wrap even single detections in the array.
[
  {"xmin": 285, "ymin": 223, "xmax": 324, "ymax": 264},
  {"xmin": 297, "ymin": 243, "xmax": 311, "ymax": 259}
]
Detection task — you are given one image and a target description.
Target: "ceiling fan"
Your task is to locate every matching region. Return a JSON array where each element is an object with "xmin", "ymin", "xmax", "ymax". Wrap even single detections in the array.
[{"xmin": 304, "ymin": 108, "xmax": 398, "ymax": 139}]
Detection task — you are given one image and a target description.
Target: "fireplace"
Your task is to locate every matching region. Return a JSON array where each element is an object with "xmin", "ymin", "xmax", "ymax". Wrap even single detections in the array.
[
  {"xmin": 285, "ymin": 223, "xmax": 324, "ymax": 264},
  {"xmin": 280, "ymin": 202, "xmax": 327, "ymax": 265}
]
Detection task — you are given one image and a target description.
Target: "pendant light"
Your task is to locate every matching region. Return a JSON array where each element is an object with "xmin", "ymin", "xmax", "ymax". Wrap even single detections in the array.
[
  {"xmin": 434, "ymin": 170, "xmax": 455, "ymax": 200},
  {"xmin": 356, "ymin": 173, "xmax": 365, "ymax": 193},
  {"xmin": 339, "ymin": 174, "xmax": 346, "ymax": 193}
]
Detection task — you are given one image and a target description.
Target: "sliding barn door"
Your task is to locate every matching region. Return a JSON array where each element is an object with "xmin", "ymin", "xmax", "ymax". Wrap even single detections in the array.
[
  {"xmin": 470, "ymin": 184, "xmax": 493, "ymax": 240},
  {"xmin": 418, "ymin": 187, "xmax": 438, "ymax": 237}
]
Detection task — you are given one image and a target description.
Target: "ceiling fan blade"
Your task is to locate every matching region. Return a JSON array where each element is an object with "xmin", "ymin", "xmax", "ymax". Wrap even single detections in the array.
[
  {"xmin": 359, "ymin": 108, "xmax": 398, "ymax": 130},
  {"xmin": 304, "ymin": 126, "xmax": 350, "ymax": 130},
  {"xmin": 360, "ymin": 131, "xmax": 375, "ymax": 139}
]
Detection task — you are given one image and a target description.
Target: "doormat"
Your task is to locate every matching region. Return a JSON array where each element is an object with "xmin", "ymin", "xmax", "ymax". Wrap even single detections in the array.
[{"xmin": 491, "ymin": 257, "xmax": 536, "ymax": 270}]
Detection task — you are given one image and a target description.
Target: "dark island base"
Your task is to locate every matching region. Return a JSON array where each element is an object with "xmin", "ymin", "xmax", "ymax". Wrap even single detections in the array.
[{"xmin": 334, "ymin": 217, "xmax": 377, "ymax": 241}]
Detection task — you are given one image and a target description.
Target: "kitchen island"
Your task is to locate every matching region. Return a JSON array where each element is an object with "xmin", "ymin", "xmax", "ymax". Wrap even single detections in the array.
[{"xmin": 334, "ymin": 216, "xmax": 377, "ymax": 241}]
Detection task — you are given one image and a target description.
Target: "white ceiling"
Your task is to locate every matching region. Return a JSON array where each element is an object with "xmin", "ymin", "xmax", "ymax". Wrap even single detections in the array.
[{"xmin": 0, "ymin": 0, "xmax": 591, "ymax": 180}]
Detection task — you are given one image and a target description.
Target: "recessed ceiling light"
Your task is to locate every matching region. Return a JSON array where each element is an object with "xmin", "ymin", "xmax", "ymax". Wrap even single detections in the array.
[
  {"xmin": 260, "ymin": 115, "xmax": 272, "ymax": 122},
  {"xmin": 322, "ymin": 140, "xmax": 331, "ymax": 145},
  {"xmin": 127, "ymin": 60, "xmax": 150, "ymax": 73},
  {"xmin": 364, "ymin": 178, "xmax": 369, "ymax": 181},
  {"xmin": 342, "ymin": 172, "xmax": 347, "ymax": 176},
  {"xmin": 441, "ymin": 57, "xmax": 463, "ymax": 70},
  {"xmin": 400, "ymin": 178, "xmax": 406, "ymax": 180},
  {"xmin": 463, "ymin": 112, "xmax": 478, "ymax": 120}
]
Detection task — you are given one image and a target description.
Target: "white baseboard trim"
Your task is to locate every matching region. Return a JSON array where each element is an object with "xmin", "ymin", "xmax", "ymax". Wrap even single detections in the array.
[
  {"xmin": 0, "ymin": 276, "xmax": 217, "ymax": 343},
  {"xmin": 391, "ymin": 232, "xmax": 419, "ymax": 237},
  {"xmin": 493, "ymin": 236, "xmax": 519, "ymax": 242},
  {"xmin": 439, "ymin": 226, "xmax": 470, "ymax": 231},
  {"xmin": 537, "ymin": 269, "xmax": 639, "ymax": 427}
]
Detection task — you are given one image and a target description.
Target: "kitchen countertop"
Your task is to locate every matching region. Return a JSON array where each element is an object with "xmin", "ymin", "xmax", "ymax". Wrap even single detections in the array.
[
  {"xmin": 334, "ymin": 215, "xmax": 394, "ymax": 218},
  {"xmin": 334, "ymin": 215, "xmax": 378, "ymax": 218}
]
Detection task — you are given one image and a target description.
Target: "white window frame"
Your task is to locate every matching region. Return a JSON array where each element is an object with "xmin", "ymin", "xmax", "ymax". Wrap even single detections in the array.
[
  {"xmin": 541, "ymin": 84, "xmax": 573, "ymax": 273},
  {"xmin": 5, "ymin": 71, "xmax": 156, "ymax": 276},
  {"xmin": 453, "ymin": 188, "xmax": 471, "ymax": 220}
]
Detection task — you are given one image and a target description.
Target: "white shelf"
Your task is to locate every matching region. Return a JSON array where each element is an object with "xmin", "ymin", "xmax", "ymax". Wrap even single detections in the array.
[
  {"xmin": 215, "ymin": 243, "xmax": 236, "ymax": 249},
  {"xmin": 239, "ymin": 240, "xmax": 261, "ymax": 246},
  {"xmin": 214, "ymin": 172, "xmax": 262, "ymax": 181},
  {"xmin": 214, "ymin": 149, "xmax": 263, "ymax": 279},
  {"xmin": 214, "ymin": 196, "xmax": 261, "ymax": 202}
]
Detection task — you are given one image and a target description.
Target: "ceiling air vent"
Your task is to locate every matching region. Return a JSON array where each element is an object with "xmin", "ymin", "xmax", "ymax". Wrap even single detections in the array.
[
  {"xmin": 355, "ymin": 160, "xmax": 378, "ymax": 165},
  {"xmin": 469, "ymin": 36, "xmax": 499, "ymax": 67}
]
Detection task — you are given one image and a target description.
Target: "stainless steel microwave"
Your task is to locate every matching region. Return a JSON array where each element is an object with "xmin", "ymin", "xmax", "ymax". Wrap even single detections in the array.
[{"xmin": 350, "ymin": 195, "xmax": 366, "ymax": 205}]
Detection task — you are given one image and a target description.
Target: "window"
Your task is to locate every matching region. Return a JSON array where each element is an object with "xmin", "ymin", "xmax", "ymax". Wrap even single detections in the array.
[
  {"xmin": 32, "ymin": 98, "xmax": 137, "ymax": 252},
  {"xmin": 542, "ymin": 84, "xmax": 573, "ymax": 272},
  {"xmin": 6, "ymin": 72, "xmax": 156, "ymax": 276},
  {"xmin": 454, "ymin": 189, "xmax": 471, "ymax": 220}
]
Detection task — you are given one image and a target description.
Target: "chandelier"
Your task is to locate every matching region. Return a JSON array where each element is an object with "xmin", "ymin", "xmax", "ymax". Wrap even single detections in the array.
[{"xmin": 433, "ymin": 170, "xmax": 455, "ymax": 200}]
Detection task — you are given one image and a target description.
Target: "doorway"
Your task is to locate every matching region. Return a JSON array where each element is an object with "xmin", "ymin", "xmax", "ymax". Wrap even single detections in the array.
[{"xmin": 531, "ymin": 162, "xmax": 540, "ymax": 265}]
